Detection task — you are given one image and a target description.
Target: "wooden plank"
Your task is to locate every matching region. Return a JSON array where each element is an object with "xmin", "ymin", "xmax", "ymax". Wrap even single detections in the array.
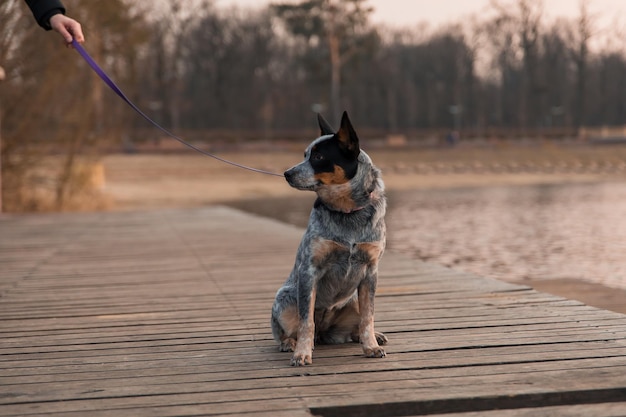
[
  {"xmin": 3, "ymin": 354, "xmax": 626, "ymax": 403},
  {"xmin": 411, "ymin": 403, "xmax": 626, "ymax": 417},
  {"xmin": 3, "ymin": 342, "xmax": 626, "ymax": 384},
  {"xmin": 2, "ymin": 364, "xmax": 626, "ymax": 415},
  {"xmin": 1, "ymin": 207, "xmax": 626, "ymax": 417},
  {"xmin": 2, "ymin": 314, "xmax": 623, "ymax": 351}
]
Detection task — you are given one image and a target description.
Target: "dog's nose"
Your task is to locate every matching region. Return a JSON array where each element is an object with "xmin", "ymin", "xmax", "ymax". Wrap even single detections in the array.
[{"xmin": 284, "ymin": 169, "xmax": 293, "ymax": 182}]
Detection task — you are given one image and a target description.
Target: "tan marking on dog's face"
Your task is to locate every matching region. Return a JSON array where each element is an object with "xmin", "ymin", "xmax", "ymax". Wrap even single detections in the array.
[
  {"xmin": 314, "ymin": 165, "xmax": 349, "ymax": 185},
  {"xmin": 316, "ymin": 181, "xmax": 359, "ymax": 213}
]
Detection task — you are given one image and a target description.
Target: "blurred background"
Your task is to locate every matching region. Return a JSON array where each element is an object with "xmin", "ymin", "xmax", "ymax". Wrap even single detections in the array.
[
  {"xmin": 2, "ymin": 0, "xmax": 626, "ymax": 209},
  {"xmin": 1, "ymin": 0, "xmax": 625, "ymax": 310}
]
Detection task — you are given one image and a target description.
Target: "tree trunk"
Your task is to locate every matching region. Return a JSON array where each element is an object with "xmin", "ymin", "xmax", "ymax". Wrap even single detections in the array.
[{"xmin": 328, "ymin": 32, "xmax": 341, "ymax": 125}]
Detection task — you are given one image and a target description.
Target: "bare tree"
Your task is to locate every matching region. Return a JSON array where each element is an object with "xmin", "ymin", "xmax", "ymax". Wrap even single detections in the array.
[
  {"xmin": 0, "ymin": 0, "xmax": 148, "ymax": 211},
  {"xmin": 572, "ymin": 0, "xmax": 593, "ymax": 127},
  {"xmin": 518, "ymin": 0, "xmax": 544, "ymax": 128},
  {"xmin": 272, "ymin": 0, "xmax": 375, "ymax": 124}
]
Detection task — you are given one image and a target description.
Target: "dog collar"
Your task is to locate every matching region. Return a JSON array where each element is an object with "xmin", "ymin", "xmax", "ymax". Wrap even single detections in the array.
[
  {"xmin": 316, "ymin": 193, "xmax": 372, "ymax": 214},
  {"xmin": 338, "ymin": 205, "xmax": 367, "ymax": 214}
]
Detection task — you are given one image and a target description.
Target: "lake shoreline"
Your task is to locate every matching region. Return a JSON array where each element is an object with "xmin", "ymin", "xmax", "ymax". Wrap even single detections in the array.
[
  {"xmin": 224, "ymin": 181, "xmax": 626, "ymax": 315},
  {"xmin": 95, "ymin": 148, "xmax": 626, "ymax": 315}
]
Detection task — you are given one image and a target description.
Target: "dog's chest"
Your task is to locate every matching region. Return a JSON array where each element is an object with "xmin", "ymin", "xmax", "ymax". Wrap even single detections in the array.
[
  {"xmin": 312, "ymin": 237, "xmax": 382, "ymax": 266},
  {"xmin": 311, "ymin": 237, "xmax": 383, "ymax": 306}
]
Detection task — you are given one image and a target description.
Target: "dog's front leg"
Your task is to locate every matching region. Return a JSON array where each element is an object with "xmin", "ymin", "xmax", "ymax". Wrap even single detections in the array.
[
  {"xmin": 292, "ymin": 277, "xmax": 316, "ymax": 366},
  {"xmin": 358, "ymin": 272, "xmax": 386, "ymax": 358}
]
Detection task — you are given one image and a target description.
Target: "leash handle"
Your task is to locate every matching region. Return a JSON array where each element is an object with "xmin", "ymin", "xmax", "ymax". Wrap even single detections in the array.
[{"xmin": 71, "ymin": 39, "xmax": 283, "ymax": 177}]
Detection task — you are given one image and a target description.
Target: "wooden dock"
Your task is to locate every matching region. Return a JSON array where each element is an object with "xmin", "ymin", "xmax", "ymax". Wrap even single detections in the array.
[{"xmin": 1, "ymin": 207, "xmax": 626, "ymax": 416}]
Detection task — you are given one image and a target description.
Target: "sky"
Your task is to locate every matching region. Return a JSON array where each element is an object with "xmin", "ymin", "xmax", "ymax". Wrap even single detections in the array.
[{"xmin": 215, "ymin": 0, "xmax": 626, "ymax": 30}]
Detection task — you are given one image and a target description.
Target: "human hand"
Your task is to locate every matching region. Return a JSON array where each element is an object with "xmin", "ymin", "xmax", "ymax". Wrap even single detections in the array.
[{"xmin": 49, "ymin": 14, "xmax": 84, "ymax": 47}]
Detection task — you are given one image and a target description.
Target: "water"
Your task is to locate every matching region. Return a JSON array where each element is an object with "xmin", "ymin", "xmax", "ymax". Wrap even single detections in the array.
[
  {"xmin": 228, "ymin": 181, "xmax": 626, "ymax": 290},
  {"xmin": 386, "ymin": 182, "xmax": 626, "ymax": 290}
]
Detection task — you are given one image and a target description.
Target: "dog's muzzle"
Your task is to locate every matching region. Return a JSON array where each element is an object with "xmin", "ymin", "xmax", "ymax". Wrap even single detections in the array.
[
  {"xmin": 284, "ymin": 165, "xmax": 317, "ymax": 190},
  {"xmin": 284, "ymin": 168, "xmax": 295, "ymax": 184}
]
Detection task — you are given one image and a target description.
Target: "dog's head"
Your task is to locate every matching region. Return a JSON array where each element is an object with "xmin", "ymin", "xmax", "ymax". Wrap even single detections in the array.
[
  {"xmin": 284, "ymin": 111, "xmax": 360, "ymax": 192},
  {"xmin": 284, "ymin": 112, "xmax": 378, "ymax": 213}
]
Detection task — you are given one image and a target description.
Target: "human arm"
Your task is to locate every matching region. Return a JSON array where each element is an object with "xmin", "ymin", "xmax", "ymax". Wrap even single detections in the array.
[
  {"xmin": 49, "ymin": 13, "xmax": 84, "ymax": 45},
  {"xmin": 24, "ymin": 0, "xmax": 84, "ymax": 45}
]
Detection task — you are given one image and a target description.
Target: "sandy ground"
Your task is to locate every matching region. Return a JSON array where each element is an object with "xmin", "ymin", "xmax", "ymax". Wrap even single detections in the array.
[
  {"xmin": 98, "ymin": 145, "xmax": 626, "ymax": 314},
  {"xmin": 102, "ymin": 145, "xmax": 626, "ymax": 209}
]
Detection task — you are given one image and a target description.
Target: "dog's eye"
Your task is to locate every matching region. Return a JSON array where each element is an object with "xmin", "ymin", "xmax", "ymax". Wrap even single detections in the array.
[{"xmin": 312, "ymin": 153, "xmax": 324, "ymax": 161}]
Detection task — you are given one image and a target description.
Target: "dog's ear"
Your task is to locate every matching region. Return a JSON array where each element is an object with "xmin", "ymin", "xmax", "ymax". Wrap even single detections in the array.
[
  {"xmin": 337, "ymin": 111, "xmax": 360, "ymax": 158},
  {"xmin": 317, "ymin": 113, "xmax": 334, "ymax": 136}
]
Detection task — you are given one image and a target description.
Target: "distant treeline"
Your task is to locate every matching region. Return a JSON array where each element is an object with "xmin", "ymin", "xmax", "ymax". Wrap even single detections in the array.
[
  {"xmin": 2, "ymin": 0, "xmax": 626, "ymax": 141},
  {"xmin": 3, "ymin": 0, "xmax": 626, "ymax": 211}
]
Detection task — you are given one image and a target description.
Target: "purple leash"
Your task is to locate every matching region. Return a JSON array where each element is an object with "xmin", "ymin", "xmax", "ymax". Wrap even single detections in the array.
[{"xmin": 71, "ymin": 39, "xmax": 283, "ymax": 177}]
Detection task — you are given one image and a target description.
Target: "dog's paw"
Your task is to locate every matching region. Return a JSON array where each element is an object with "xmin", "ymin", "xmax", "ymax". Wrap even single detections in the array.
[
  {"xmin": 279, "ymin": 338, "xmax": 297, "ymax": 352},
  {"xmin": 290, "ymin": 353, "xmax": 312, "ymax": 366},
  {"xmin": 375, "ymin": 331, "xmax": 388, "ymax": 346},
  {"xmin": 363, "ymin": 346, "xmax": 386, "ymax": 358}
]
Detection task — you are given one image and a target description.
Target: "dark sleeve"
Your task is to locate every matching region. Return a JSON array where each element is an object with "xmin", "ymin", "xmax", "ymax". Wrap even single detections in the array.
[{"xmin": 24, "ymin": 0, "xmax": 66, "ymax": 31}]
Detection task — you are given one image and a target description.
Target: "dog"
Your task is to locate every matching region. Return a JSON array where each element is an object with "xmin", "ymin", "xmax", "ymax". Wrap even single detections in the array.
[{"xmin": 271, "ymin": 111, "xmax": 387, "ymax": 366}]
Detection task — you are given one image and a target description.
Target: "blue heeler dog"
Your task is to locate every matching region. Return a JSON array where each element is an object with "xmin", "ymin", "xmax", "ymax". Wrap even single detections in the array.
[{"xmin": 271, "ymin": 111, "xmax": 387, "ymax": 366}]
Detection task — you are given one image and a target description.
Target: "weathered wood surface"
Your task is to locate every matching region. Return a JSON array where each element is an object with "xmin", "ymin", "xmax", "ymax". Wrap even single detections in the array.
[{"xmin": 1, "ymin": 207, "xmax": 625, "ymax": 417}]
